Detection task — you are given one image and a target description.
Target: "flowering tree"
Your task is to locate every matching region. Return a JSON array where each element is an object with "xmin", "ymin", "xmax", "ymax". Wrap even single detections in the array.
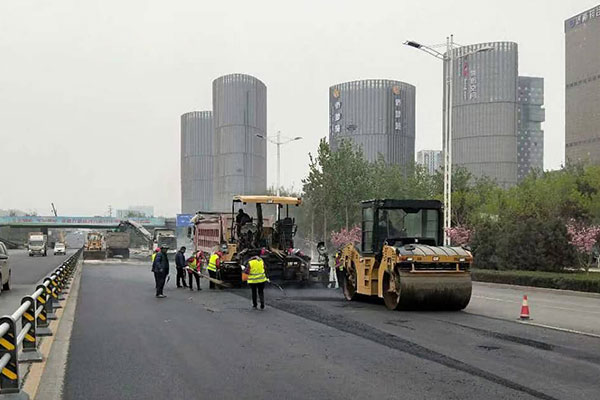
[
  {"xmin": 567, "ymin": 220, "xmax": 600, "ymax": 272},
  {"xmin": 446, "ymin": 226, "xmax": 472, "ymax": 247},
  {"xmin": 330, "ymin": 225, "xmax": 361, "ymax": 249}
]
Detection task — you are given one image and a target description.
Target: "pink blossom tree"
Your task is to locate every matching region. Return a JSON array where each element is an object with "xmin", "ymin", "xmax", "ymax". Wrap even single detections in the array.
[
  {"xmin": 567, "ymin": 220, "xmax": 600, "ymax": 272},
  {"xmin": 446, "ymin": 226, "xmax": 472, "ymax": 247},
  {"xmin": 330, "ymin": 225, "xmax": 361, "ymax": 249}
]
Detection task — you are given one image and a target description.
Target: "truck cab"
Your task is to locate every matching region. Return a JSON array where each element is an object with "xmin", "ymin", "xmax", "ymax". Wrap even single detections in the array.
[{"xmin": 28, "ymin": 232, "xmax": 48, "ymax": 257}]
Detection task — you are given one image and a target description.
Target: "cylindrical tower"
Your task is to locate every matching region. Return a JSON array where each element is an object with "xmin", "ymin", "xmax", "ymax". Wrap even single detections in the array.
[
  {"xmin": 446, "ymin": 41, "xmax": 519, "ymax": 187},
  {"xmin": 328, "ymin": 79, "xmax": 416, "ymax": 167},
  {"xmin": 212, "ymin": 74, "xmax": 267, "ymax": 209},
  {"xmin": 181, "ymin": 111, "xmax": 214, "ymax": 214}
]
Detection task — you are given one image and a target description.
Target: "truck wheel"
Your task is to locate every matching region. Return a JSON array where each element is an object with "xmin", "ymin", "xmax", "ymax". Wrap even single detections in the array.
[
  {"xmin": 382, "ymin": 272, "xmax": 401, "ymax": 310},
  {"xmin": 2, "ymin": 272, "xmax": 10, "ymax": 291}
]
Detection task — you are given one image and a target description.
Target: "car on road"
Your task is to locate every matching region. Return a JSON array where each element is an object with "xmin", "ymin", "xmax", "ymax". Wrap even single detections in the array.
[
  {"xmin": 54, "ymin": 242, "xmax": 66, "ymax": 256},
  {"xmin": 0, "ymin": 242, "xmax": 12, "ymax": 293}
]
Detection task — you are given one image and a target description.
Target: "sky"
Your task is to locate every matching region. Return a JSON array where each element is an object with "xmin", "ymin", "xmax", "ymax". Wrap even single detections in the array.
[{"xmin": 0, "ymin": 0, "xmax": 595, "ymax": 217}]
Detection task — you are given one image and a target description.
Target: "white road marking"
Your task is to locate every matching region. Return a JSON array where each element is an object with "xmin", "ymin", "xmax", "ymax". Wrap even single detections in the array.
[
  {"xmin": 472, "ymin": 295, "xmax": 600, "ymax": 315},
  {"xmin": 516, "ymin": 320, "xmax": 600, "ymax": 339}
]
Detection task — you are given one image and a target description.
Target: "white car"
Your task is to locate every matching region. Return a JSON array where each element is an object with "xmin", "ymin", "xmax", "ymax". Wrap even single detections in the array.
[
  {"xmin": 54, "ymin": 242, "xmax": 66, "ymax": 256},
  {"xmin": 0, "ymin": 242, "xmax": 12, "ymax": 294}
]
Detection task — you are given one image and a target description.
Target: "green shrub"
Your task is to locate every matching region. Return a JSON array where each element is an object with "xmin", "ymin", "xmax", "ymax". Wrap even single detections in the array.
[{"xmin": 472, "ymin": 269, "xmax": 600, "ymax": 293}]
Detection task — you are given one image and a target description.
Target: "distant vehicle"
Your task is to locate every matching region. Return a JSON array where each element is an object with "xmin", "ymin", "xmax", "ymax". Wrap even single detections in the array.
[
  {"xmin": 83, "ymin": 231, "xmax": 106, "ymax": 260},
  {"xmin": 0, "ymin": 242, "xmax": 12, "ymax": 294},
  {"xmin": 54, "ymin": 242, "xmax": 66, "ymax": 256},
  {"xmin": 28, "ymin": 232, "xmax": 48, "ymax": 257},
  {"xmin": 153, "ymin": 228, "xmax": 177, "ymax": 259},
  {"xmin": 106, "ymin": 232, "xmax": 130, "ymax": 258}
]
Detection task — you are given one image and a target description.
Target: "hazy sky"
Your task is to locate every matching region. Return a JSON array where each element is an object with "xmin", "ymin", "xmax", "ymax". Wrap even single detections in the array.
[{"xmin": 0, "ymin": 0, "xmax": 594, "ymax": 217}]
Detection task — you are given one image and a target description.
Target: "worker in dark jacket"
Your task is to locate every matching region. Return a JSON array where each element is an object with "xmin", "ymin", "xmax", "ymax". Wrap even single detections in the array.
[
  {"xmin": 175, "ymin": 246, "xmax": 188, "ymax": 288},
  {"xmin": 152, "ymin": 246, "xmax": 170, "ymax": 298}
]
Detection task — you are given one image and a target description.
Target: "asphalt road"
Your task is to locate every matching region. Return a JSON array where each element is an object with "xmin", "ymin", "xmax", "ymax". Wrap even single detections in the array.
[
  {"xmin": 468, "ymin": 282, "xmax": 600, "ymax": 336},
  {"xmin": 62, "ymin": 261, "xmax": 600, "ymax": 400},
  {"xmin": 0, "ymin": 249, "xmax": 73, "ymax": 316}
]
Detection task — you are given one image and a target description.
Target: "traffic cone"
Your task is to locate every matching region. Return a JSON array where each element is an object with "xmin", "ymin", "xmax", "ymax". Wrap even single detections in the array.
[{"xmin": 519, "ymin": 295, "xmax": 530, "ymax": 319}]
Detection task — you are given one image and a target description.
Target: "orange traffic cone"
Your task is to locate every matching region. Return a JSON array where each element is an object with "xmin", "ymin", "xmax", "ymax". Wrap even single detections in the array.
[{"xmin": 520, "ymin": 295, "xmax": 530, "ymax": 319}]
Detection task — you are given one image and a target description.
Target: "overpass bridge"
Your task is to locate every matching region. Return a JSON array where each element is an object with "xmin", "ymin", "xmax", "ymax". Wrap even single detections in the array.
[{"xmin": 0, "ymin": 215, "xmax": 165, "ymax": 229}]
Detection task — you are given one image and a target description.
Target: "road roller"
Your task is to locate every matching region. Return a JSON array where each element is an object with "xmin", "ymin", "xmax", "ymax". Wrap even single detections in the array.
[{"xmin": 339, "ymin": 199, "xmax": 472, "ymax": 310}]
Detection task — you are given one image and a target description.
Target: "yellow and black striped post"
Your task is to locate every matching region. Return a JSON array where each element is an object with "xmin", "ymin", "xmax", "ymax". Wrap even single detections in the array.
[
  {"xmin": 41, "ymin": 280, "xmax": 57, "ymax": 320},
  {"xmin": 0, "ymin": 316, "xmax": 21, "ymax": 395},
  {"xmin": 35, "ymin": 284, "xmax": 52, "ymax": 337},
  {"xmin": 18, "ymin": 296, "xmax": 42, "ymax": 363}
]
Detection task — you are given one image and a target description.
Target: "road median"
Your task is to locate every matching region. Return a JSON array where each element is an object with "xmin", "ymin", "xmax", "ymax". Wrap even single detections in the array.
[{"xmin": 472, "ymin": 269, "xmax": 600, "ymax": 294}]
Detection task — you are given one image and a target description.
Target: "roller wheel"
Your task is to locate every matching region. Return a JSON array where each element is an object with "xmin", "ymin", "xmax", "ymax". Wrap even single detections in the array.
[
  {"xmin": 343, "ymin": 262, "xmax": 357, "ymax": 301},
  {"xmin": 383, "ymin": 272, "xmax": 401, "ymax": 310}
]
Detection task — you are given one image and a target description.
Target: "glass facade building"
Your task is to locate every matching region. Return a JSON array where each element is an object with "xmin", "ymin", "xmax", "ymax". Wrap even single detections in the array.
[
  {"xmin": 565, "ymin": 5, "xmax": 600, "ymax": 165},
  {"xmin": 445, "ymin": 42, "xmax": 519, "ymax": 187},
  {"xmin": 181, "ymin": 111, "xmax": 214, "ymax": 213},
  {"xmin": 517, "ymin": 77, "xmax": 545, "ymax": 182},
  {"xmin": 328, "ymin": 79, "xmax": 415, "ymax": 168}
]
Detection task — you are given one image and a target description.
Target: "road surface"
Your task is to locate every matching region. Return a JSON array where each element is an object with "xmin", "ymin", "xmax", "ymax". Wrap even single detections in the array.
[
  {"xmin": 0, "ymin": 249, "xmax": 73, "ymax": 316},
  {"xmin": 60, "ymin": 260, "xmax": 600, "ymax": 400}
]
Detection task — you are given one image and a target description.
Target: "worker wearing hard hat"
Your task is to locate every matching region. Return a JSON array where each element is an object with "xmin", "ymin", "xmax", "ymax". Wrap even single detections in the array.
[
  {"xmin": 186, "ymin": 256, "xmax": 201, "ymax": 291},
  {"xmin": 207, "ymin": 251, "xmax": 223, "ymax": 289},
  {"xmin": 334, "ymin": 250, "xmax": 345, "ymax": 289},
  {"xmin": 152, "ymin": 246, "xmax": 170, "ymax": 298},
  {"xmin": 244, "ymin": 249, "xmax": 268, "ymax": 309},
  {"xmin": 151, "ymin": 247, "xmax": 160, "ymax": 262}
]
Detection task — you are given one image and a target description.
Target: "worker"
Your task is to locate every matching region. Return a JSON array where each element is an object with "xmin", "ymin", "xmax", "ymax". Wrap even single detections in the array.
[
  {"xmin": 236, "ymin": 208, "xmax": 252, "ymax": 236},
  {"xmin": 186, "ymin": 256, "xmax": 201, "ymax": 291},
  {"xmin": 151, "ymin": 247, "xmax": 160, "ymax": 262},
  {"xmin": 244, "ymin": 249, "xmax": 268, "ymax": 309},
  {"xmin": 207, "ymin": 251, "xmax": 222, "ymax": 289},
  {"xmin": 152, "ymin": 246, "xmax": 170, "ymax": 298},
  {"xmin": 334, "ymin": 250, "xmax": 345, "ymax": 289},
  {"xmin": 175, "ymin": 246, "xmax": 188, "ymax": 288}
]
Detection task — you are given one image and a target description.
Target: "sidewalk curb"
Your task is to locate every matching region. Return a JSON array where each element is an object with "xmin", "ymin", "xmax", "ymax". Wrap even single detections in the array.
[{"xmin": 22, "ymin": 258, "xmax": 84, "ymax": 400}]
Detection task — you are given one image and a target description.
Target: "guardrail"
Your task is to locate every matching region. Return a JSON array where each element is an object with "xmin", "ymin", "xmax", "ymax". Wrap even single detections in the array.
[{"xmin": 0, "ymin": 248, "xmax": 82, "ymax": 398}]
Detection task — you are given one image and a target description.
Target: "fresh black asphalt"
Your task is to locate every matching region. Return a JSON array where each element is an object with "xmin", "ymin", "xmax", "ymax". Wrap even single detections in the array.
[{"xmin": 62, "ymin": 261, "xmax": 600, "ymax": 400}]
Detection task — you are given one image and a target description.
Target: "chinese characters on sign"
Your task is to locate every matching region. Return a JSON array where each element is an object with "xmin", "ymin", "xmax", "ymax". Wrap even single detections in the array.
[
  {"xmin": 393, "ymin": 91, "xmax": 402, "ymax": 132},
  {"xmin": 462, "ymin": 61, "xmax": 478, "ymax": 101},
  {"xmin": 567, "ymin": 6, "xmax": 600, "ymax": 30}
]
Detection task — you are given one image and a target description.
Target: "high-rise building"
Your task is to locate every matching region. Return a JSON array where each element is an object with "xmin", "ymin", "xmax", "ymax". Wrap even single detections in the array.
[
  {"xmin": 181, "ymin": 111, "xmax": 214, "ymax": 214},
  {"xmin": 417, "ymin": 150, "xmax": 442, "ymax": 175},
  {"xmin": 517, "ymin": 77, "xmax": 545, "ymax": 182},
  {"xmin": 446, "ymin": 42, "xmax": 519, "ymax": 187},
  {"xmin": 565, "ymin": 5, "xmax": 600, "ymax": 165},
  {"xmin": 328, "ymin": 80, "xmax": 415, "ymax": 167},
  {"xmin": 212, "ymin": 74, "xmax": 267, "ymax": 209}
]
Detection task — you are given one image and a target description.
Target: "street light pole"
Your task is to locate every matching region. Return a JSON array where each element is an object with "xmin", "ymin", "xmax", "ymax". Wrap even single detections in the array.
[
  {"xmin": 404, "ymin": 36, "xmax": 492, "ymax": 246},
  {"xmin": 256, "ymin": 132, "xmax": 303, "ymax": 197},
  {"xmin": 276, "ymin": 130, "xmax": 281, "ymax": 197}
]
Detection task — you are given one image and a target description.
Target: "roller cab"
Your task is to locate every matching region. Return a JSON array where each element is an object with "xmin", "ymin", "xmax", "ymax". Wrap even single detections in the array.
[{"xmin": 340, "ymin": 199, "xmax": 472, "ymax": 310}]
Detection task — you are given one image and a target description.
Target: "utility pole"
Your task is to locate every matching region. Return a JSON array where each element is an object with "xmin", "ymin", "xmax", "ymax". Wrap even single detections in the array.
[
  {"xmin": 256, "ymin": 131, "xmax": 303, "ymax": 197},
  {"xmin": 404, "ymin": 36, "xmax": 493, "ymax": 246}
]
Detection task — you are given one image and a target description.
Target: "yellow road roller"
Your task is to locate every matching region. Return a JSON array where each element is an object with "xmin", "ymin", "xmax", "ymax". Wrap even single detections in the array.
[{"xmin": 340, "ymin": 199, "xmax": 472, "ymax": 310}]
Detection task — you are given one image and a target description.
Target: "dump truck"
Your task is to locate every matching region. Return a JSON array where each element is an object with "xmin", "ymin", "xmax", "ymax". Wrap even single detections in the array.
[
  {"xmin": 83, "ymin": 231, "xmax": 106, "ymax": 260},
  {"xmin": 106, "ymin": 232, "xmax": 130, "ymax": 259},
  {"xmin": 193, "ymin": 195, "xmax": 330, "ymax": 286},
  {"xmin": 28, "ymin": 232, "xmax": 48, "ymax": 257},
  {"xmin": 153, "ymin": 228, "xmax": 177, "ymax": 259},
  {"xmin": 339, "ymin": 199, "xmax": 472, "ymax": 310}
]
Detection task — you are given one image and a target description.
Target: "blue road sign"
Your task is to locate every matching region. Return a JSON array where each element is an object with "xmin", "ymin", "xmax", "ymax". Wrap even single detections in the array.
[{"xmin": 176, "ymin": 214, "xmax": 194, "ymax": 227}]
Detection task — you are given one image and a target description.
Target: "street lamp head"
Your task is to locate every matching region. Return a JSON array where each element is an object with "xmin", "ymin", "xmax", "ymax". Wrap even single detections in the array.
[
  {"xmin": 256, "ymin": 134, "xmax": 265, "ymax": 139},
  {"xmin": 293, "ymin": 136, "xmax": 303, "ymax": 141},
  {"xmin": 404, "ymin": 40, "xmax": 423, "ymax": 49}
]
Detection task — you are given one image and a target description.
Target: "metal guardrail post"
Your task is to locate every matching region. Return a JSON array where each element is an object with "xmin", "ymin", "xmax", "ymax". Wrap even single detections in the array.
[
  {"xmin": 0, "ymin": 316, "xmax": 28, "ymax": 398},
  {"xmin": 42, "ymin": 280, "xmax": 57, "ymax": 320},
  {"xmin": 35, "ymin": 284, "xmax": 52, "ymax": 336},
  {"xmin": 18, "ymin": 296, "xmax": 42, "ymax": 363}
]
